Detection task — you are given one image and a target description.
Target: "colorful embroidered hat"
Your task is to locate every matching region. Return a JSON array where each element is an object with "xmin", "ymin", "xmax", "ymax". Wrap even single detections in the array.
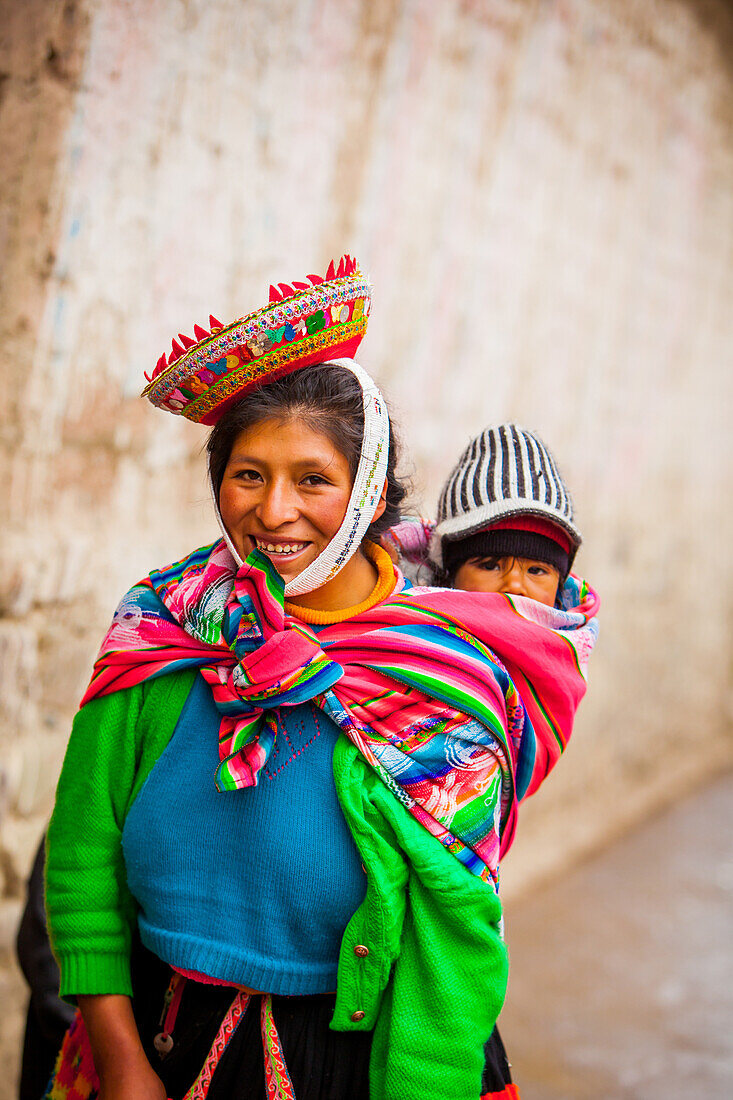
[{"xmin": 141, "ymin": 255, "xmax": 371, "ymax": 425}]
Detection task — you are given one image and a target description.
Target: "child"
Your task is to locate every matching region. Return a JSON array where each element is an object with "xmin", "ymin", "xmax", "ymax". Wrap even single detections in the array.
[{"xmin": 431, "ymin": 422, "xmax": 581, "ymax": 607}]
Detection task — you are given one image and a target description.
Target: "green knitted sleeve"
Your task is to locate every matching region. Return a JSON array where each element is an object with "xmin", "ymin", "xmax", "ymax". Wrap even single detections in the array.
[
  {"xmin": 332, "ymin": 737, "xmax": 507, "ymax": 1100},
  {"xmin": 370, "ymin": 776, "xmax": 507, "ymax": 1100},
  {"xmin": 45, "ymin": 670, "xmax": 196, "ymax": 999}
]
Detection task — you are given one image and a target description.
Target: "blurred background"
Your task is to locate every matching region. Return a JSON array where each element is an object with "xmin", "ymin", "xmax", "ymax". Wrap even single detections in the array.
[{"xmin": 0, "ymin": 0, "xmax": 731, "ymax": 1096}]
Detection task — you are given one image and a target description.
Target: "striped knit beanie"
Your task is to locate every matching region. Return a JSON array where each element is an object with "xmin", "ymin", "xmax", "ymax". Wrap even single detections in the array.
[{"xmin": 432, "ymin": 423, "xmax": 582, "ymax": 575}]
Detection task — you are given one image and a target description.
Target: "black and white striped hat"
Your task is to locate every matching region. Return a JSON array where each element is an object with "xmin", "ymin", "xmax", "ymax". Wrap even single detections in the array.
[{"xmin": 431, "ymin": 423, "xmax": 582, "ymax": 568}]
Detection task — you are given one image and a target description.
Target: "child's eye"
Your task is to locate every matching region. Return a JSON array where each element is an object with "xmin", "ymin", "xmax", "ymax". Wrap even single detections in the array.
[
  {"xmin": 527, "ymin": 564, "xmax": 549, "ymax": 576},
  {"xmin": 476, "ymin": 557, "xmax": 502, "ymax": 572}
]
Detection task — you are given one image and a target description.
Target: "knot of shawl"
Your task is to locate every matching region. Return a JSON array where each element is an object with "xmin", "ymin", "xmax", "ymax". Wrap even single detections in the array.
[
  {"xmin": 201, "ymin": 558, "xmax": 344, "ymax": 791},
  {"xmin": 227, "ymin": 623, "xmax": 342, "ymax": 709}
]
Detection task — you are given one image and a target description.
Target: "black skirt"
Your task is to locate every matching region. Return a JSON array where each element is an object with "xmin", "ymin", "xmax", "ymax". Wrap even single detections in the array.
[
  {"xmin": 131, "ymin": 940, "xmax": 371, "ymax": 1100},
  {"xmin": 130, "ymin": 938, "xmax": 512, "ymax": 1099}
]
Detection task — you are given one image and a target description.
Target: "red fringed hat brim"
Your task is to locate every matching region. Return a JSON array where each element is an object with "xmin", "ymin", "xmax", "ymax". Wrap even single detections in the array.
[{"xmin": 142, "ymin": 256, "xmax": 371, "ymax": 425}]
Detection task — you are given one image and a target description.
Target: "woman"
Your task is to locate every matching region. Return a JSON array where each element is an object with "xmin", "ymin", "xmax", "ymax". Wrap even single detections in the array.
[{"xmin": 45, "ymin": 257, "xmax": 598, "ymax": 1100}]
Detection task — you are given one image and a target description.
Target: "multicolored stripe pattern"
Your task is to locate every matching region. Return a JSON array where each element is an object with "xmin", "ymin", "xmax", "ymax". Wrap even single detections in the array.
[{"xmin": 82, "ymin": 540, "xmax": 598, "ymax": 880}]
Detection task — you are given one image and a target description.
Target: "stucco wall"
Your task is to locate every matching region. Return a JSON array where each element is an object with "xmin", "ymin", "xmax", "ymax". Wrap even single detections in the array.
[{"xmin": 1, "ymin": 0, "xmax": 731, "ymax": 1090}]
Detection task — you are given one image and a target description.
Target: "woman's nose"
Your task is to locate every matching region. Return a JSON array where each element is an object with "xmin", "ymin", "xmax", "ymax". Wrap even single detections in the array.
[{"xmin": 255, "ymin": 481, "xmax": 299, "ymax": 528}]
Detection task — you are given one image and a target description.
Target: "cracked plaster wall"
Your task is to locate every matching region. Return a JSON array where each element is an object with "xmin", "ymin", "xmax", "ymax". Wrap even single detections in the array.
[{"xmin": 1, "ymin": 0, "xmax": 732, "ymax": 1091}]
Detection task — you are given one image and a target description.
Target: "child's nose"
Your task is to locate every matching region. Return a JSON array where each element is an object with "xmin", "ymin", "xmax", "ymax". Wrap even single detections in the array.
[{"xmin": 502, "ymin": 562, "xmax": 526, "ymax": 596}]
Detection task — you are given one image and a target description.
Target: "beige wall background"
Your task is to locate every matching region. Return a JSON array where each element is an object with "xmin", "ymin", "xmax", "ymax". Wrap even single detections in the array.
[{"xmin": 1, "ymin": 0, "xmax": 732, "ymax": 1089}]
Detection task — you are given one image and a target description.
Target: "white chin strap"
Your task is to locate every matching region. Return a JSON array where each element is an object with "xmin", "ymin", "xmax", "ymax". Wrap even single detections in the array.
[{"xmin": 210, "ymin": 358, "xmax": 390, "ymax": 597}]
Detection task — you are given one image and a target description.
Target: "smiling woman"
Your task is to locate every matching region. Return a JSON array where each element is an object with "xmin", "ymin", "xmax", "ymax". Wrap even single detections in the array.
[{"xmin": 44, "ymin": 259, "xmax": 598, "ymax": 1100}]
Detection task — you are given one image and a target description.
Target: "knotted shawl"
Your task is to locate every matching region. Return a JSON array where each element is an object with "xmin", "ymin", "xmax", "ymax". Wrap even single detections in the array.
[{"xmin": 82, "ymin": 540, "xmax": 599, "ymax": 880}]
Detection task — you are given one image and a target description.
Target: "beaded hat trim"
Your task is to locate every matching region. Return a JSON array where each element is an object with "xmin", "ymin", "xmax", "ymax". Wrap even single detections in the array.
[{"xmin": 141, "ymin": 256, "xmax": 371, "ymax": 425}]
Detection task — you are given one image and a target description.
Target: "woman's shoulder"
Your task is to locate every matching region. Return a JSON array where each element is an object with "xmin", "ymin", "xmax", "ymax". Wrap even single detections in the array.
[{"xmin": 76, "ymin": 669, "xmax": 199, "ymax": 733}]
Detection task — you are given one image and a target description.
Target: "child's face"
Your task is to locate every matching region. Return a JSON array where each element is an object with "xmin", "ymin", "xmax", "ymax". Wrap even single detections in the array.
[{"xmin": 453, "ymin": 554, "xmax": 560, "ymax": 606}]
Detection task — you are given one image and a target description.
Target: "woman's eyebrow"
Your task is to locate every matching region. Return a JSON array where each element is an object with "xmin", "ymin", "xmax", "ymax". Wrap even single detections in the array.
[{"xmin": 226, "ymin": 452, "xmax": 336, "ymax": 470}]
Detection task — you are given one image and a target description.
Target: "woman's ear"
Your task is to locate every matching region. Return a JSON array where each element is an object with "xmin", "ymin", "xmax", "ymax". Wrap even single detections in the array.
[{"xmin": 371, "ymin": 477, "xmax": 389, "ymax": 524}]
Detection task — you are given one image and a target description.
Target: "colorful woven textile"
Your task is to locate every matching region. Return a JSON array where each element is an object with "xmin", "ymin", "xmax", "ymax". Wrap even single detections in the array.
[
  {"xmin": 184, "ymin": 991, "xmax": 248, "ymax": 1099},
  {"xmin": 82, "ymin": 541, "xmax": 598, "ymax": 877},
  {"xmin": 43, "ymin": 1011, "xmax": 98, "ymax": 1100}
]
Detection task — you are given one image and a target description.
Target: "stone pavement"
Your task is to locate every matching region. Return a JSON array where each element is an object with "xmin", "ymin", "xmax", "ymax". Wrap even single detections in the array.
[{"xmin": 499, "ymin": 771, "xmax": 733, "ymax": 1099}]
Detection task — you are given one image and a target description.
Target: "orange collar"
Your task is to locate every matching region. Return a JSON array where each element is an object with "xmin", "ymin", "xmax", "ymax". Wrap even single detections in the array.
[{"xmin": 284, "ymin": 543, "xmax": 396, "ymax": 625}]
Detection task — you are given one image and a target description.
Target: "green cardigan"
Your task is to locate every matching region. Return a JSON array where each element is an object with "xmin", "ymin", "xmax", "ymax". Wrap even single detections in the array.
[{"xmin": 46, "ymin": 670, "xmax": 507, "ymax": 1100}]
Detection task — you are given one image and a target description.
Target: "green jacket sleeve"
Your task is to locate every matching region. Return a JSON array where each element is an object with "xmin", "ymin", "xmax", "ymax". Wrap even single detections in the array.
[
  {"xmin": 332, "ymin": 738, "xmax": 507, "ymax": 1100},
  {"xmin": 45, "ymin": 671, "xmax": 195, "ymax": 998}
]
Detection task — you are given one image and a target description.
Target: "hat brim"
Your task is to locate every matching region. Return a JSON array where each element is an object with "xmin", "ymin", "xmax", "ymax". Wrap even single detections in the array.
[{"xmin": 143, "ymin": 261, "xmax": 371, "ymax": 425}]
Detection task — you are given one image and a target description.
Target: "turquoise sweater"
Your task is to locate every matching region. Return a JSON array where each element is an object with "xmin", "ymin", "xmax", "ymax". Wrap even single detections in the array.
[
  {"xmin": 123, "ymin": 674, "xmax": 366, "ymax": 994},
  {"xmin": 46, "ymin": 670, "xmax": 507, "ymax": 1100}
]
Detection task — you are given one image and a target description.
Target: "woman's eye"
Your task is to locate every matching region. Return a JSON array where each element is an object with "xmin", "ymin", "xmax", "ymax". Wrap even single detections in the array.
[
  {"xmin": 234, "ymin": 468, "xmax": 262, "ymax": 482},
  {"xmin": 302, "ymin": 474, "xmax": 330, "ymax": 487}
]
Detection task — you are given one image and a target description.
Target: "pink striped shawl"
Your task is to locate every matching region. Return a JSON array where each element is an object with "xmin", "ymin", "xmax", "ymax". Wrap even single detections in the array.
[{"xmin": 82, "ymin": 541, "xmax": 599, "ymax": 880}]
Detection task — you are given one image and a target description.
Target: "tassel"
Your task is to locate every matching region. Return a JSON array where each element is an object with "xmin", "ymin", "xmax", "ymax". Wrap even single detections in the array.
[{"xmin": 151, "ymin": 353, "xmax": 168, "ymax": 379}]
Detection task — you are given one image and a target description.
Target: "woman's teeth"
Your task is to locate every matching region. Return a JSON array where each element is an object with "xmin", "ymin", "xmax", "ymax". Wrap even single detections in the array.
[{"xmin": 254, "ymin": 539, "xmax": 307, "ymax": 556}]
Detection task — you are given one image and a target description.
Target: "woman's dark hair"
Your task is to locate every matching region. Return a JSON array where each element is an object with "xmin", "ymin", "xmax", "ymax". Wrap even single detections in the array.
[{"xmin": 207, "ymin": 364, "xmax": 407, "ymax": 540}]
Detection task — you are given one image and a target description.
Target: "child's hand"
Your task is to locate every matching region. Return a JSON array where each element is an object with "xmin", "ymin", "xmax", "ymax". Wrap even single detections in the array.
[
  {"xmin": 380, "ymin": 533, "xmax": 400, "ymax": 563},
  {"xmin": 382, "ymin": 518, "xmax": 434, "ymax": 565}
]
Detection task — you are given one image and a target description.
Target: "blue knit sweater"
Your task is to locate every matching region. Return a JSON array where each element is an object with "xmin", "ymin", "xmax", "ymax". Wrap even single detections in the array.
[{"xmin": 122, "ymin": 674, "xmax": 367, "ymax": 994}]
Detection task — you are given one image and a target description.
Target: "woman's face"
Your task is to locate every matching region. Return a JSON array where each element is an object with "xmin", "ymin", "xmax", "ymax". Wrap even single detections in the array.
[
  {"xmin": 218, "ymin": 417, "xmax": 354, "ymax": 586},
  {"xmin": 453, "ymin": 554, "xmax": 560, "ymax": 606}
]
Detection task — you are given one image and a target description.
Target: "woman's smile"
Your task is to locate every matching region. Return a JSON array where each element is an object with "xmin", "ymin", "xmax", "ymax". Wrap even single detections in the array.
[{"xmin": 251, "ymin": 536, "xmax": 310, "ymax": 559}]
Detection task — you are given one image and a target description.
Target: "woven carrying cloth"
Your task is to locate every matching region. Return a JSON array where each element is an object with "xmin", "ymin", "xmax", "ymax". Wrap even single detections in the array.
[{"xmin": 82, "ymin": 542, "xmax": 598, "ymax": 873}]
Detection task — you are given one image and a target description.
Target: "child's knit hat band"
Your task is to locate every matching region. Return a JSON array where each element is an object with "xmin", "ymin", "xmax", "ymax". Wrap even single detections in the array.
[
  {"xmin": 442, "ymin": 525, "xmax": 570, "ymax": 579},
  {"xmin": 488, "ymin": 515, "xmax": 572, "ymax": 553}
]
